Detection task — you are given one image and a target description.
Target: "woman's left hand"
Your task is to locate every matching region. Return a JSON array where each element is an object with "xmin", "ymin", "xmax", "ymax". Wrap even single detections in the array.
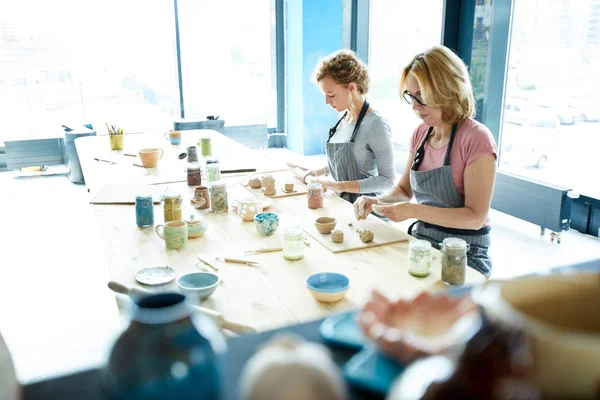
[{"xmin": 377, "ymin": 202, "xmax": 414, "ymax": 222}]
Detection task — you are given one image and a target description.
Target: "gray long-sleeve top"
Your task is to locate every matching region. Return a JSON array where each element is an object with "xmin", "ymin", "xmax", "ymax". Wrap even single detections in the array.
[{"xmin": 326, "ymin": 110, "xmax": 396, "ymax": 194}]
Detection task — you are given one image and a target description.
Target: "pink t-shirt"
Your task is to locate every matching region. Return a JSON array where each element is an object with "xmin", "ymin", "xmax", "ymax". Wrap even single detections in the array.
[{"xmin": 409, "ymin": 119, "xmax": 497, "ymax": 197}]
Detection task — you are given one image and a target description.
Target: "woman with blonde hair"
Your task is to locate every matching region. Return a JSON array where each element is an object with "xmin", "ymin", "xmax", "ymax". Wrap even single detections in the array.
[
  {"xmin": 355, "ymin": 46, "xmax": 497, "ymax": 277},
  {"xmin": 287, "ymin": 49, "xmax": 396, "ymax": 203}
]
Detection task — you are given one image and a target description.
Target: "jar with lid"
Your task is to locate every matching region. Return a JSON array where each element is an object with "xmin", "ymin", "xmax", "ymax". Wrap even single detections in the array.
[
  {"xmin": 187, "ymin": 165, "xmax": 202, "ymax": 186},
  {"xmin": 200, "ymin": 137, "xmax": 212, "ymax": 157},
  {"xmin": 209, "ymin": 184, "xmax": 228, "ymax": 213},
  {"xmin": 307, "ymin": 183, "xmax": 324, "ymax": 209},
  {"xmin": 283, "ymin": 226, "xmax": 304, "ymax": 261},
  {"xmin": 135, "ymin": 195, "xmax": 154, "ymax": 227},
  {"xmin": 408, "ymin": 239, "xmax": 432, "ymax": 277},
  {"xmin": 162, "ymin": 193, "xmax": 183, "ymax": 222},
  {"xmin": 206, "ymin": 162, "xmax": 221, "ymax": 184},
  {"xmin": 440, "ymin": 237, "xmax": 469, "ymax": 285}
]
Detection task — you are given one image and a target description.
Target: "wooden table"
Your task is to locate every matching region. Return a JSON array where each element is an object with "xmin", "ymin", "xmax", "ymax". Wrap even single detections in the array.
[{"xmin": 78, "ymin": 130, "xmax": 485, "ymax": 333}]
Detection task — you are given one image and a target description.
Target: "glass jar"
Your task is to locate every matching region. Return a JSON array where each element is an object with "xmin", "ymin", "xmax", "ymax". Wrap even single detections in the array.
[
  {"xmin": 408, "ymin": 239, "xmax": 432, "ymax": 277},
  {"xmin": 441, "ymin": 237, "xmax": 469, "ymax": 285},
  {"xmin": 209, "ymin": 184, "xmax": 228, "ymax": 213},
  {"xmin": 283, "ymin": 226, "xmax": 304, "ymax": 261},
  {"xmin": 187, "ymin": 165, "xmax": 202, "ymax": 186},
  {"xmin": 162, "ymin": 193, "xmax": 183, "ymax": 222},
  {"xmin": 206, "ymin": 162, "xmax": 221, "ymax": 184},
  {"xmin": 135, "ymin": 195, "xmax": 154, "ymax": 227},
  {"xmin": 200, "ymin": 137, "xmax": 212, "ymax": 157},
  {"xmin": 307, "ymin": 183, "xmax": 324, "ymax": 209},
  {"xmin": 187, "ymin": 145, "xmax": 199, "ymax": 162}
]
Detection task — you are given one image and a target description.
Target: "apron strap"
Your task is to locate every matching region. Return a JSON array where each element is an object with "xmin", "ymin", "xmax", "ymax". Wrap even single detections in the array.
[
  {"xmin": 349, "ymin": 99, "xmax": 370, "ymax": 143},
  {"xmin": 443, "ymin": 124, "xmax": 459, "ymax": 166},
  {"xmin": 411, "ymin": 127, "xmax": 434, "ymax": 171},
  {"xmin": 408, "ymin": 220, "xmax": 491, "ymax": 237},
  {"xmin": 327, "ymin": 112, "xmax": 348, "ymax": 142}
]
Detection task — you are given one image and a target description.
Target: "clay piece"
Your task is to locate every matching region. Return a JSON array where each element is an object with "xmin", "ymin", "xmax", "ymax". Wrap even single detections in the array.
[
  {"xmin": 249, "ymin": 178, "xmax": 262, "ymax": 189},
  {"xmin": 261, "ymin": 175, "xmax": 276, "ymax": 196},
  {"xmin": 331, "ymin": 230, "xmax": 344, "ymax": 243},
  {"xmin": 359, "ymin": 229, "xmax": 374, "ymax": 243}
]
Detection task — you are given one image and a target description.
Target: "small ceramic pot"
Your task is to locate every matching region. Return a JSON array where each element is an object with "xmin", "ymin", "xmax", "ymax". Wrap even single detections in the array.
[
  {"xmin": 184, "ymin": 215, "xmax": 207, "ymax": 239},
  {"xmin": 331, "ymin": 230, "xmax": 344, "ymax": 243},
  {"xmin": 284, "ymin": 182, "xmax": 294, "ymax": 192},
  {"xmin": 314, "ymin": 217, "xmax": 336, "ymax": 234},
  {"xmin": 248, "ymin": 178, "xmax": 262, "ymax": 189},
  {"xmin": 254, "ymin": 212, "xmax": 279, "ymax": 236}
]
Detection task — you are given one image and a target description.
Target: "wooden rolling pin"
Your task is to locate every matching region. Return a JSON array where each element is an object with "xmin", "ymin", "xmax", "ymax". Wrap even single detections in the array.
[{"xmin": 107, "ymin": 281, "xmax": 256, "ymax": 335}]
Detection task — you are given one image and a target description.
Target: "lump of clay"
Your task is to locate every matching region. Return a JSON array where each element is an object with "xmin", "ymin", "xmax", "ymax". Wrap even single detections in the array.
[
  {"xmin": 359, "ymin": 230, "xmax": 374, "ymax": 243},
  {"xmin": 331, "ymin": 230, "xmax": 344, "ymax": 243},
  {"xmin": 261, "ymin": 175, "xmax": 276, "ymax": 196},
  {"xmin": 249, "ymin": 178, "xmax": 262, "ymax": 189},
  {"xmin": 239, "ymin": 334, "xmax": 348, "ymax": 400}
]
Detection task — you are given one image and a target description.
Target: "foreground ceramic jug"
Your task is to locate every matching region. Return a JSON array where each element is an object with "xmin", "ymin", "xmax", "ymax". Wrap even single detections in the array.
[{"xmin": 103, "ymin": 293, "xmax": 227, "ymax": 400}]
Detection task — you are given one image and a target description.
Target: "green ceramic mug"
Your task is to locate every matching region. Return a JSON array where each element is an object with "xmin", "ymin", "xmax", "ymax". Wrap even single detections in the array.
[{"xmin": 155, "ymin": 220, "xmax": 188, "ymax": 249}]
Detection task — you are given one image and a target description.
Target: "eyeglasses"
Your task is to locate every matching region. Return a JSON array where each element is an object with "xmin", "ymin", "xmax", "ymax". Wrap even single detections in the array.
[{"xmin": 402, "ymin": 90, "xmax": 426, "ymax": 107}]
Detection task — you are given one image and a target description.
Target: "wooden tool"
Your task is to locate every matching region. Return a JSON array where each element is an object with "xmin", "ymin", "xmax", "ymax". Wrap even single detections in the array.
[
  {"xmin": 94, "ymin": 158, "xmax": 117, "ymax": 164},
  {"xmin": 107, "ymin": 281, "xmax": 256, "ymax": 334},
  {"xmin": 216, "ymin": 257, "xmax": 259, "ymax": 266},
  {"xmin": 244, "ymin": 247, "xmax": 283, "ymax": 255},
  {"xmin": 197, "ymin": 256, "xmax": 219, "ymax": 271}
]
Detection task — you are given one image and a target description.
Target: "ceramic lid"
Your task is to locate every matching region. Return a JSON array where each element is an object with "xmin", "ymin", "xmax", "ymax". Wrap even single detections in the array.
[{"xmin": 184, "ymin": 215, "xmax": 203, "ymax": 225}]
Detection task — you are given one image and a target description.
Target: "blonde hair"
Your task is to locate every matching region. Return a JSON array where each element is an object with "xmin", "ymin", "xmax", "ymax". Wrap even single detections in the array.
[
  {"xmin": 400, "ymin": 46, "xmax": 475, "ymax": 124},
  {"xmin": 314, "ymin": 49, "xmax": 370, "ymax": 94}
]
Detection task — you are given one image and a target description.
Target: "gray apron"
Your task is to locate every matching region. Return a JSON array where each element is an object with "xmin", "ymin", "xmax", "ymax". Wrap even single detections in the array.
[
  {"xmin": 408, "ymin": 124, "xmax": 493, "ymax": 278},
  {"xmin": 326, "ymin": 100, "xmax": 378, "ymax": 204}
]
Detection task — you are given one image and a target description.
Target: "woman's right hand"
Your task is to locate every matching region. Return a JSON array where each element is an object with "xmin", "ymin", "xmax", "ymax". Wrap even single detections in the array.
[{"xmin": 354, "ymin": 196, "xmax": 378, "ymax": 220}]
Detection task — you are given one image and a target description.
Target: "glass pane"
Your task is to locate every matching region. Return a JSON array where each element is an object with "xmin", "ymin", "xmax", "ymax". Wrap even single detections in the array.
[
  {"xmin": 178, "ymin": 0, "xmax": 276, "ymax": 127},
  {"xmin": 0, "ymin": 0, "xmax": 180, "ymax": 144},
  {"xmin": 368, "ymin": 0, "xmax": 444, "ymax": 172},
  {"xmin": 500, "ymin": 0, "xmax": 600, "ymax": 197}
]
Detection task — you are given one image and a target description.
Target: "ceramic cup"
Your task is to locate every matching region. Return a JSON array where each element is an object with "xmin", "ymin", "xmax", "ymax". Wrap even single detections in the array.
[
  {"xmin": 237, "ymin": 198, "xmax": 262, "ymax": 222},
  {"xmin": 164, "ymin": 131, "xmax": 182, "ymax": 145},
  {"xmin": 155, "ymin": 220, "xmax": 188, "ymax": 249},
  {"xmin": 254, "ymin": 212, "xmax": 279, "ymax": 236},
  {"xmin": 139, "ymin": 148, "xmax": 164, "ymax": 168}
]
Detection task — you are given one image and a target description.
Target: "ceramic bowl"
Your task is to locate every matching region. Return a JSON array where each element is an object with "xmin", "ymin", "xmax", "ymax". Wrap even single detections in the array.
[
  {"xmin": 472, "ymin": 272, "xmax": 600, "ymax": 398},
  {"xmin": 305, "ymin": 272, "xmax": 350, "ymax": 303},
  {"xmin": 254, "ymin": 212, "xmax": 279, "ymax": 236},
  {"xmin": 177, "ymin": 272, "xmax": 219, "ymax": 300},
  {"xmin": 314, "ymin": 217, "xmax": 337, "ymax": 234}
]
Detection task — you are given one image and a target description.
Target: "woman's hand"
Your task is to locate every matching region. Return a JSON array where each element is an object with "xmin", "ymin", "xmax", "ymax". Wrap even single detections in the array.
[
  {"xmin": 354, "ymin": 196, "xmax": 378, "ymax": 220},
  {"xmin": 377, "ymin": 202, "xmax": 414, "ymax": 222},
  {"xmin": 312, "ymin": 179, "xmax": 340, "ymax": 192}
]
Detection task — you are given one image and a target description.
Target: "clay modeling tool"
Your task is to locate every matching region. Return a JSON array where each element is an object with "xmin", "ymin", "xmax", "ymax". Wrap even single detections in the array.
[
  {"xmin": 94, "ymin": 157, "xmax": 117, "ymax": 164},
  {"xmin": 216, "ymin": 257, "xmax": 259, "ymax": 266},
  {"xmin": 244, "ymin": 247, "xmax": 283, "ymax": 255},
  {"xmin": 197, "ymin": 256, "xmax": 219, "ymax": 272},
  {"xmin": 107, "ymin": 281, "xmax": 256, "ymax": 334}
]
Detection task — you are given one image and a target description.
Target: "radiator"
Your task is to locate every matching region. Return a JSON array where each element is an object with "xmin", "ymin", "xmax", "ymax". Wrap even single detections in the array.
[
  {"xmin": 4, "ymin": 138, "xmax": 65, "ymax": 170},
  {"xmin": 492, "ymin": 171, "xmax": 573, "ymax": 234}
]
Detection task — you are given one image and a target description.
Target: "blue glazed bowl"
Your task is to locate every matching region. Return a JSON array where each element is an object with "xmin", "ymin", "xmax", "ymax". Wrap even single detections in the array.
[
  {"xmin": 254, "ymin": 212, "xmax": 279, "ymax": 236},
  {"xmin": 305, "ymin": 272, "xmax": 350, "ymax": 303},
  {"xmin": 177, "ymin": 272, "xmax": 219, "ymax": 300}
]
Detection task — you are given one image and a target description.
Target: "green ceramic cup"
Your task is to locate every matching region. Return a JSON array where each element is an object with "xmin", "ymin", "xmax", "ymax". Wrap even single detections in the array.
[{"xmin": 155, "ymin": 220, "xmax": 188, "ymax": 249}]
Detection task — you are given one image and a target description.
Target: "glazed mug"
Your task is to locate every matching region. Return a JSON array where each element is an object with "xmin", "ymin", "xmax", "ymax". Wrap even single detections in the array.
[
  {"xmin": 237, "ymin": 198, "xmax": 261, "ymax": 222},
  {"xmin": 164, "ymin": 131, "xmax": 182, "ymax": 145},
  {"xmin": 155, "ymin": 220, "xmax": 188, "ymax": 249},
  {"xmin": 139, "ymin": 148, "xmax": 164, "ymax": 168}
]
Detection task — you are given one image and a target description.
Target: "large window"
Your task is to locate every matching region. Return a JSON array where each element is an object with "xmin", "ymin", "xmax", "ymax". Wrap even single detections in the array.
[
  {"xmin": 178, "ymin": 0, "xmax": 277, "ymax": 127},
  {"xmin": 499, "ymin": 0, "xmax": 600, "ymax": 198},
  {"xmin": 368, "ymin": 0, "xmax": 444, "ymax": 171},
  {"xmin": 0, "ymin": 0, "xmax": 180, "ymax": 143}
]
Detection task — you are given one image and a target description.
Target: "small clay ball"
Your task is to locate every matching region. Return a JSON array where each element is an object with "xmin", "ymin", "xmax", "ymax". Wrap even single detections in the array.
[{"xmin": 359, "ymin": 230, "xmax": 374, "ymax": 243}]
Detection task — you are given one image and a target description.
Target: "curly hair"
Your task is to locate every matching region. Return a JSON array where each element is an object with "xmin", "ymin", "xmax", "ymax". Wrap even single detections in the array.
[
  {"xmin": 400, "ymin": 46, "xmax": 475, "ymax": 124},
  {"xmin": 314, "ymin": 49, "xmax": 370, "ymax": 94}
]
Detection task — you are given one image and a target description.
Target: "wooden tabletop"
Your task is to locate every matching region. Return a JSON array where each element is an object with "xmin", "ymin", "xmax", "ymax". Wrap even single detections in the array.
[{"xmin": 79, "ymin": 130, "xmax": 486, "ymax": 333}]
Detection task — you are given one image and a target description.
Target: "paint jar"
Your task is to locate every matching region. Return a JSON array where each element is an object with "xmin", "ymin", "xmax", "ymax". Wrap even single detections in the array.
[
  {"xmin": 162, "ymin": 193, "xmax": 183, "ymax": 222},
  {"xmin": 283, "ymin": 226, "xmax": 304, "ymax": 261},
  {"xmin": 206, "ymin": 162, "xmax": 221, "ymax": 184},
  {"xmin": 187, "ymin": 145, "xmax": 199, "ymax": 162},
  {"xmin": 200, "ymin": 137, "xmax": 212, "ymax": 157},
  {"xmin": 307, "ymin": 183, "xmax": 324, "ymax": 209},
  {"xmin": 193, "ymin": 186, "xmax": 210, "ymax": 210},
  {"xmin": 209, "ymin": 184, "xmax": 228, "ymax": 214},
  {"xmin": 135, "ymin": 195, "xmax": 154, "ymax": 227},
  {"xmin": 408, "ymin": 239, "xmax": 432, "ymax": 277},
  {"xmin": 187, "ymin": 165, "xmax": 202, "ymax": 186},
  {"xmin": 441, "ymin": 237, "xmax": 469, "ymax": 285}
]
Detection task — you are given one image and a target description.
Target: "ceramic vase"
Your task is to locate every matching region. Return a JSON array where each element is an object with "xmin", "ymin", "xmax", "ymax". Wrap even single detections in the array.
[{"xmin": 103, "ymin": 293, "xmax": 226, "ymax": 400}]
